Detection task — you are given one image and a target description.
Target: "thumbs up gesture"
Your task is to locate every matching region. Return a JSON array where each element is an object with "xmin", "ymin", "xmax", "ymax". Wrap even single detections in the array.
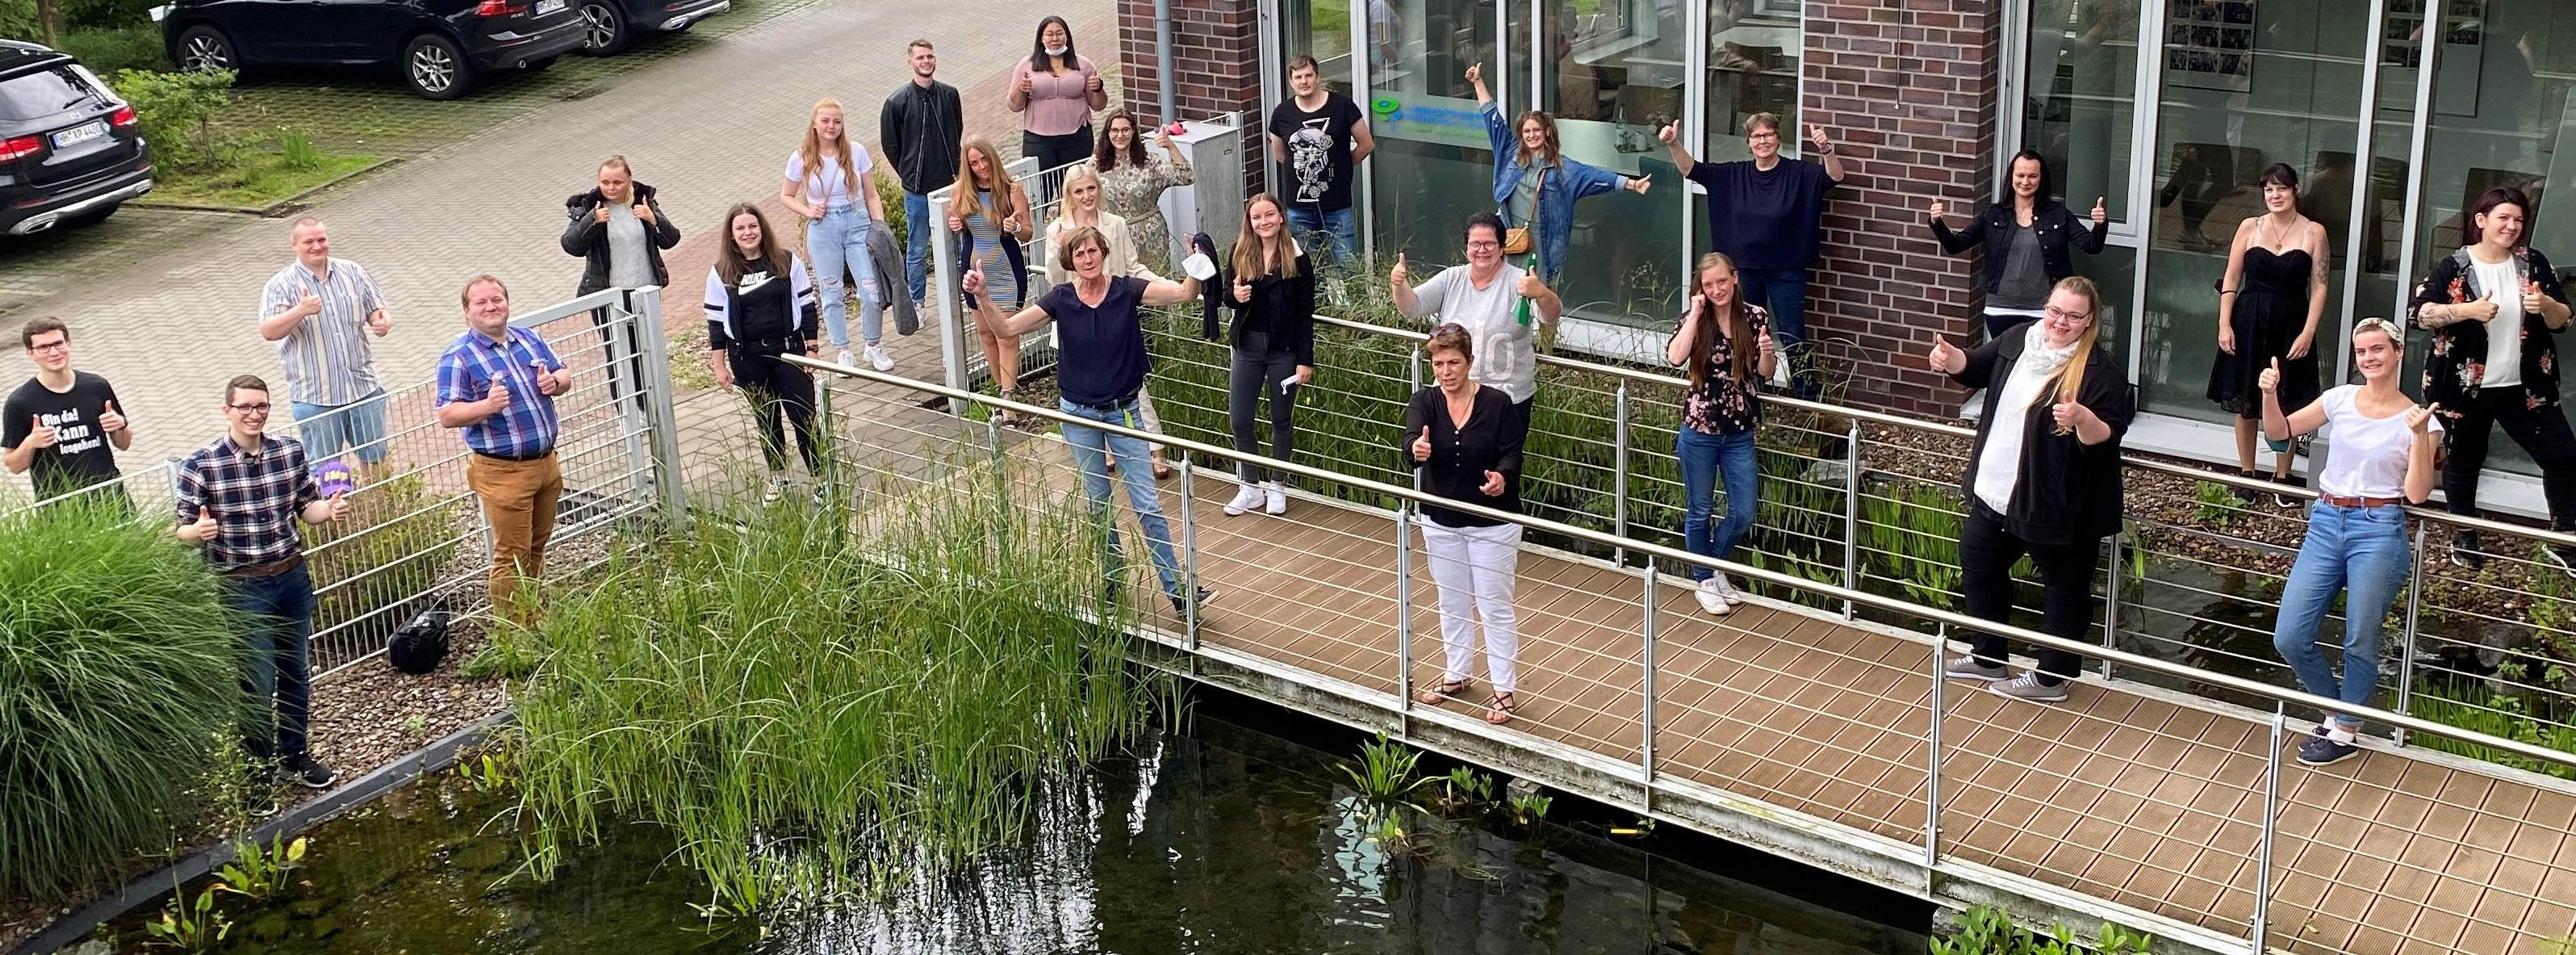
[
  {"xmin": 183, "ymin": 506, "xmax": 217, "ymax": 542},
  {"xmin": 1926, "ymin": 199, "xmax": 1947, "ymax": 222},
  {"xmin": 1411, "ymin": 425, "xmax": 1432, "ymax": 462},
  {"xmin": 485, "ymin": 377, "xmax": 512, "ymax": 412},
  {"xmin": 1657, "ymin": 121, "xmax": 1678, "ymax": 145},
  {"xmin": 1516, "ymin": 270, "xmax": 1547, "ymax": 299},
  {"xmin": 325, "ymin": 492, "xmax": 352, "ymax": 522},
  {"xmin": 97, "ymin": 400, "xmax": 125, "ymax": 434},
  {"xmin": 366, "ymin": 310, "xmax": 391, "ymax": 337},
  {"xmin": 2051, "ymin": 399, "xmax": 2093, "ymax": 433},
  {"xmin": 26, "ymin": 414, "xmax": 56, "ymax": 449},
  {"xmin": 2092, "ymin": 196, "xmax": 2108, "ymax": 227},
  {"xmin": 1757, "ymin": 329, "xmax": 1778, "ymax": 363},
  {"xmin": 1926, "ymin": 337, "xmax": 1964, "ymax": 375},
  {"xmin": 2258, "ymin": 356, "xmax": 2281, "ymax": 394},
  {"xmin": 1389, "ymin": 253, "xmax": 1409, "ymax": 288},
  {"xmin": 2407, "ymin": 402, "xmax": 2441, "ymax": 435},
  {"xmin": 2524, "ymin": 278, "xmax": 2549, "ymax": 314}
]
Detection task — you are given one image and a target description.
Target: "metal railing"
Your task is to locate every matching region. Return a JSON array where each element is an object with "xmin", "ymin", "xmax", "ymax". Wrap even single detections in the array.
[{"xmin": 788, "ymin": 351, "xmax": 2576, "ymax": 955}]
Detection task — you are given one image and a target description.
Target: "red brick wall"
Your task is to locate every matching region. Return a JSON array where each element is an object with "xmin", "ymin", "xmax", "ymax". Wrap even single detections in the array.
[
  {"xmin": 1801, "ymin": 1, "xmax": 2003, "ymax": 417},
  {"xmin": 1118, "ymin": 0, "xmax": 1266, "ymax": 186}
]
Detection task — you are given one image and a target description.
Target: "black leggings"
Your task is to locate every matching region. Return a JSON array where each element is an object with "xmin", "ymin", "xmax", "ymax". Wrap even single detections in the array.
[
  {"xmin": 1228, "ymin": 335, "xmax": 1300, "ymax": 482},
  {"xmin": 1959, "ymin": 503, "xmax": 2101, "ymax": 685},
  {"xmin": 2443, "ymin": 387, "xmax": 2576, "ymax": 531},
  {"xmin": 729, "ymin": 347, "xmax": 820, "ymax": 475}
]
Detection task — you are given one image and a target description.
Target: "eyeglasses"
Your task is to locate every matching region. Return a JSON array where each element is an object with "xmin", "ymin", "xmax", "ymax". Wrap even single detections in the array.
[
  {"xmin": 27, "ymin": 341, "xmax": 67, "ymax": 353},
  {"xmin": 228, "ymin": 402, "xmax": 273, "ymax": 414},
  {"xmin": 1747, "ymin": 132, "xmax": 1780, "ymax": 141},
  {"xmin": 2045, "ymin": 305, "xmax": 2093, "ymax": 324},
  {"xmin": 1466, "ymin": 241, "xmax": 1500, "ymax": 251}
]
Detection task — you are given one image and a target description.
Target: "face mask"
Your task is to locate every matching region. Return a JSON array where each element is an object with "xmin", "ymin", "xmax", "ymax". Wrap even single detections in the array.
[{"xmin": 1045, "ymin": 44, "xmax": 1068, "ymax": 56}]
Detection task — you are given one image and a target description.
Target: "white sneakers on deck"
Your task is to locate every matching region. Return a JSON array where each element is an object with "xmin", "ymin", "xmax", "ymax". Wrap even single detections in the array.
[
  {"xmin": 864, "ymin": 344, "xmax": 894, "ymax": 371},
  {"xmin": 1694, "ymin": 576, "xmax": 1744, "ymax": 615},
  {"xmin": 1263, "ymin": 481, "xmax": 1286, "ymax": 514},
  {"xmin": 1226, "ymin": 482, "xmax": 1290, "ymax": 517},
  {"xmin": 835, "ymin": 347, "xmax": 855, "ymax": 368}
]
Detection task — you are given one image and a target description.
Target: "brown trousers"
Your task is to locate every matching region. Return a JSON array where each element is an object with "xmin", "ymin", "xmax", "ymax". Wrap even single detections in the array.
[{"xmin": 466, "ymin": 451, "xmax": 562, "ymax": 623}]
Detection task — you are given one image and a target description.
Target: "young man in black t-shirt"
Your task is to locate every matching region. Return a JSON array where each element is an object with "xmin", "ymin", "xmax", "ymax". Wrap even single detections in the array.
[
  {"xmin": 3, "ymin": 317, "xmax": 132, "ymax": 503},
  {"xmin": 1266, "ymin": 54, "xmax": 1374, "ymax": 268}
]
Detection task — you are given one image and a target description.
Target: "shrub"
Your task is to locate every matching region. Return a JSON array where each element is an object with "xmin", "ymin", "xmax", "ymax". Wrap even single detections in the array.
[
  {"xmin": 275, "ymin": 128, "xmax": 321, "ymax": 172},
  {"xmin": 108, "ymin": 67, "xmax": 236, "ymax": 173},
  {"xmin": 876, "ymin": 172, "xmax": 909, "ymax": 251},
  {"xmin": 0, "ymin": 499, "xmax": 244, "ymax": 898},
  {"xmin": 56, "ymin": 24, "xmax": 161, "ymax": 75}
]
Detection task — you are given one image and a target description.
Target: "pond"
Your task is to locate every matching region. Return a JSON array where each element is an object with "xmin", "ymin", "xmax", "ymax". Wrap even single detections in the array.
[{"xmin": 93, "ymin": 706, "xmax": 1930, "ymax": 954}]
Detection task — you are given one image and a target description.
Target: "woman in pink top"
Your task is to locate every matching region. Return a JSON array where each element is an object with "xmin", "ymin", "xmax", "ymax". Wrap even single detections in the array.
[{"xmin": 1008, "ymin": 15, "xmax": 1109, "ymax": 201}]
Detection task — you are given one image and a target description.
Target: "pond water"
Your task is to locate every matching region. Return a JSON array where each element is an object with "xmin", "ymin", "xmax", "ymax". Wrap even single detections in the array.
[{"xmin": 96, "ymin": 710, "xmax": 1930, "ymax": 954}]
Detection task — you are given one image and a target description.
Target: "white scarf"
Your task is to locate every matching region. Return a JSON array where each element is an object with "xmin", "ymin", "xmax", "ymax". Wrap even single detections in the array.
[
  {"xmin": 1974, "ymin": 322, "xmax": 2081, "ymax": 513},
  {"xmin": 2011, "ymin": 320, "xmax": 2078, "ymax": 408}
]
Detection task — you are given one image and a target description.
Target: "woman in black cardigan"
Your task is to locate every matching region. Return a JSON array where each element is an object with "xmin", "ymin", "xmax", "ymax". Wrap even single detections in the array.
[
  {"xmin": 1401, "ymin": 324, "xmax": 1528, "ymax": 726},
  {"xmin": 1925, "ymin": 150, "xmax": 2107, "ymax": 339},
  {"xmin": 1215, "ymin": 194, "xmax": 1318, "ymax": 517},
  {"xmin": 562, "ymin": 156, "xmax": 679, "ymax": 411},
  {"xmin": 1926, "ymin": 275, "xmax": 2134, "ymax": 704}
]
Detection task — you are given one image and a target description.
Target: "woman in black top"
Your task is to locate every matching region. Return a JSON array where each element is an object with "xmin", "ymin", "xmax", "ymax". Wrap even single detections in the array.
[
  {"xmin": 562, "ymin": 155, "xmax": 678, "ymax": 412},
  {"xmin": 702, "ymin": 203, "xmax": 822, "ymax": 504},
  {"xmin": 1925, "ymin": 149, "xmax": 2107, "ymax": 339},
  {"xmin": 1216, "ymin": 193, "xmax": 1316, "ymax": 517},
  {"xmin": 1926, "ymin": 276, "xmax": 2134, "ymax": 705},
  {"xmin": 1401, "ymin": 324, "xmax": 1528, "ymax": 726}
]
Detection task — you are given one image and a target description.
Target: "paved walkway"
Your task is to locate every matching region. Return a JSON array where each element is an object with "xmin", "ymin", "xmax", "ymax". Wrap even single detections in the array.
[{"xmin": 0, "ymin": 0, "xmax": 1114, "ymax": 491}]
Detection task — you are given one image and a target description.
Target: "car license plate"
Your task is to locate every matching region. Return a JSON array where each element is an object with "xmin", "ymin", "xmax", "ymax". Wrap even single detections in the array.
[
  {"xmin": 534, "ymin": 0, "xmax": 564, "ymax": 13},
  {"xmin": 52, "ymin": 121, "xmax": 105, "ymax": 149}
]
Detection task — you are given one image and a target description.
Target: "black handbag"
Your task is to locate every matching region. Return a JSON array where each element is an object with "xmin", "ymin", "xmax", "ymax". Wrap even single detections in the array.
[{"xmin": 387, "ymin": 601, "xmax": 452, "ymax": 675}]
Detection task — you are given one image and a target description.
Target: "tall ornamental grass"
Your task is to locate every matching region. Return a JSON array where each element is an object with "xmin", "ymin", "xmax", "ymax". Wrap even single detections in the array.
[
  {"xmin": 509, "ymin": 447, "xmax": 1152, "ymax": 912},
  {"xmin": 0, "ymin": 499, "xmax": 244, "ymax": 898}
]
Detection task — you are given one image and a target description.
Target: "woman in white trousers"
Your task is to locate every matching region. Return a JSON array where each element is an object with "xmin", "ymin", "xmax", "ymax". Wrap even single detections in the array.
[{"xmin": 1401, "ymin": 323, "xmax": 1530, "ymax": 725}]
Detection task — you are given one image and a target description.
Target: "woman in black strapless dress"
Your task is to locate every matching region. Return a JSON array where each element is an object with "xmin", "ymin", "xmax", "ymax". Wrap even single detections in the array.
[{"xmin": 2210, "ymin": 163, "xmax": 2330, "ymax": 506}]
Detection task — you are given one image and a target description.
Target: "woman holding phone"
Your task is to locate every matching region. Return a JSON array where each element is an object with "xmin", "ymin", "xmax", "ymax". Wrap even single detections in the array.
[{"xmin": 1667, "ymin": 252, "xmax": 1775, "ymax": 615}]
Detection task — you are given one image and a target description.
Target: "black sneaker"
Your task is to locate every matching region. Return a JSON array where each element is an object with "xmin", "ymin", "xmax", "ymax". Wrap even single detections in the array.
[
  {"xmin": 2296, "ymin": 734, "xmax": 2360, "ymax": 767},
  {"xmin": 2450, "ymin": 532, "xmax": 2487, "ymax": 570},
  {"xmin": 281, "ymin": 755, "xmax": 337, "ymax": 790},
  {"xmin": 1169, "ymin": 586, "xmax": 1218, "ymax": 616},
  {"xmin": 2232, "ymin": 470, "xmax": 2259, "ymax": 505},
  {"xmin": 2273, "ymin": 474, "xmax": 2305, "ymax": 509}
]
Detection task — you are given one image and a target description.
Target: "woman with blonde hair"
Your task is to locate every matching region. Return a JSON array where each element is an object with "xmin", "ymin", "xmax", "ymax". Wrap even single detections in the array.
[
  {"xmin": 1215, "ymin": 193, "xmax": 1315, "ymax": 515},
  {"xmin": 1926, "ymin": 275, "xmax": 2134, "ymax": 704},
  {"xmin": 1048, "ymin": 164, "xmax": 1173, "ymax": 479},
  {"xmin": 1666, "ymin": 252, "xmax": 1775, "ymax": 615},
  {"xmin": 778, "ymin": 98, "xmax": 893, "ymax": 372},
  {"xmin": 948, "ymin": 136, "xmax": 1035, "ymax": 423}
]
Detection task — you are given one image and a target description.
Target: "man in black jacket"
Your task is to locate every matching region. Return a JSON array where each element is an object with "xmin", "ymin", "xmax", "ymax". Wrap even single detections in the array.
[{"xmin": 881, "ymin": 40, "xmax": 964, "ymax": 312}]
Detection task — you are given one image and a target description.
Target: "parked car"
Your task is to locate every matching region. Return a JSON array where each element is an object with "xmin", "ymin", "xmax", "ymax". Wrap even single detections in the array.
[
  {"xmin": 150, "ymin": 0, "xmax": 588, "ymax": 100},
  {"xmin": 574, "ymin": 0, "xmax": 729, "ymax": 57},
  {"xmin": 0, "ymin": 41, "xmax": 152, "ymax": 237}
]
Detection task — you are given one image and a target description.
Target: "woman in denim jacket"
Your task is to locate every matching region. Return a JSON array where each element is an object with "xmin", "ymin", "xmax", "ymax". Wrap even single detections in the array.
[{"xmin": 1466, "ymin": 63, "xmax": 1650, "ymax": 284}]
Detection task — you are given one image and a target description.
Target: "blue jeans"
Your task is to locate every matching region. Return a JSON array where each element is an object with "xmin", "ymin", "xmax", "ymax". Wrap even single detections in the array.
[
  {"xmin": 2273, "ymin": 502, "xmax": 2412, "ymax": 733},
  {"xmin": 1060, "ymin": 397, "xmax": 1186, "ymax": 599},
  {"xmin": 1736, "ymin": 266, "xmax": 1813, "ymax": 399},
  {"xmin": 806, "ymin": 207, "xmax": 881, "ymax": 349},
  {"xmin": 291, "ymin": 389, "xmax": 387, "ymax": 465},
  {"xmin": 1284, "ymin": 205, "xmax": 1359, "ymax": 268},
  {"xmin": 1677, "ymin": 428, "xmax": 1758, "ymax": 582},
  {"xmin": 228, "ymin": 563, "xmax": 316, "ymax": 761},
  {"xmin": 902, "ymin": 191, "xmax": 932, "ymax": 303}
]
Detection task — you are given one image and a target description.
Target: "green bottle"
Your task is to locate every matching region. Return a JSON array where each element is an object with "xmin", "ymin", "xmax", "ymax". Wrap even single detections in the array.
[{"xmin": 1515, "ymin": 254, "xmax": 1537, "ymax": 327}]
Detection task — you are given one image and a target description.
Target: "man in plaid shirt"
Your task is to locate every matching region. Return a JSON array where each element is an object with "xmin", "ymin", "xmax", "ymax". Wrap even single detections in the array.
[
  {"xmin": 437, "ymin": 275, "xmax": 569, "ymax": 626},
  {"xmin": 175, "ymin": 373, "xmax": 353, "ymax": 791}
]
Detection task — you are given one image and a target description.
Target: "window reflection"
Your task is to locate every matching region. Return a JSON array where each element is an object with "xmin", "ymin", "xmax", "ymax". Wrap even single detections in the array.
[
  {"xmin": 1541, "ymin": 0, "xmax": 1694, "ymax": 323},
  {"xmin": 1703, "ymin": 0, "xmax": 1799, "ymax": 165}
]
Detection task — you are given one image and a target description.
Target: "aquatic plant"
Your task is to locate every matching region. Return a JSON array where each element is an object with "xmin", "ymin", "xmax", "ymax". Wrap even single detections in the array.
[
  {"xmin": 509, "ymin": 446, "xmax": 1153, "ymax": 913},
  {"xmin": 1433, "ymin": 766, "xmax": 1494, "ymax": 810},
  {"xmin": 1508, "ymin": 791, "xmax": 1552, "ymax": 826},
  {"xmin": 213, "ymin": 833, "xmax": 307, "ymax": 901},
  {"xmin": 143, "ymin": 877, "xmax": 232, "ymax": 952},
  {"xmin": 0, "ymin": 499, "xmax": 245, "ymax": 898},
  {"xmin": 2191, "ymin": 480, "xmax": 2243, "ymax": 527},
  {"xmin": 454, "ymin": 751, "xmax": 513, "ymax": 794},
  {"xmin": 1342, "ymin": 734, "xmax": 1432, "ymax": 804},
  {"xmin": 1928, "ymin": 904, "xmax": 2152, "ymax": 954}
]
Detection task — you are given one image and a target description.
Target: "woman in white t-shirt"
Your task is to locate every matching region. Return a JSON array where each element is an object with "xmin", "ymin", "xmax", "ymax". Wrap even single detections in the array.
[
  {"xmin": 778, "ymin": 98, "xmax": 893, "ymax": 372},
  {"xmin": 2260, "ymin": 316, "xmax": 2440, "ymax": 768}
]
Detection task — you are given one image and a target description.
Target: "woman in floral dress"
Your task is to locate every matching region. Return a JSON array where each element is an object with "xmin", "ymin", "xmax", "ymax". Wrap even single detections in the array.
[
  {"xmin": 1087, "ymin": 111, "xmax": 1194, "ymax": 271},
  {"xmin": 1666, "ymin": 252, "xmax": 1776, "ymax": 617}
]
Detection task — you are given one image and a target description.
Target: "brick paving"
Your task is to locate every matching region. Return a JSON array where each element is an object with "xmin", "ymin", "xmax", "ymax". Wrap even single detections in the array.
[{"xmin": 0, "ymin": 0, "xmax": 1119, "ymax": 495}]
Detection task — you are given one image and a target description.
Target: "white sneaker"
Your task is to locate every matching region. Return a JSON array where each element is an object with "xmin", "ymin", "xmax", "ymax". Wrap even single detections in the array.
[
  {"xmin": 1262, "ymin": 481, "xmax": 1286, "ymax": 514},
  {"xmin": 1693, "ymin": 578, "xmax": 1733, "ymax": 616},
  {"xmin": 1709, "ymin": 574, "xmax": 1744, "ymax": 605},
  {"xmin": 864, "ymin": 344, "xmax": 894, "ymax": 371},
  {"xmin": 835, "ymin": 347, "xmax": 856, "ymax": 367},
  {"xmin": 762, "ymin": 479, "xmax": 787, "ymax": 505},
  {"xmin": 1223, "ymin": 484, "xmax": 1265, "ymax": 516}
]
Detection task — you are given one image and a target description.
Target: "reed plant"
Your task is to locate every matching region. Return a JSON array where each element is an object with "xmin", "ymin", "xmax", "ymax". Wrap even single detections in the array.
[
  {"xmin": 508, "ymin": 444, "xmax": 1155, "ymax": 913},
  {"xmin": 0, "ymin": 498, "xmax": 244, "ymax": 898}
]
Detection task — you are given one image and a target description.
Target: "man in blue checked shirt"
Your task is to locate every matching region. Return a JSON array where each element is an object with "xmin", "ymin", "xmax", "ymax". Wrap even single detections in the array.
[{"xmin": 435, "ymin": 274, "xmax": 569, "ymax": 626}]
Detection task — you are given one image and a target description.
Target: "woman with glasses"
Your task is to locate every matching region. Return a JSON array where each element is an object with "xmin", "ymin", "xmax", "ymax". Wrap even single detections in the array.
[
  {"xmin": 1668, "ymin": 253, "xmax": 1775, "ymax": 615},
  {"xmin": 2209, "ymin": 163, "xmax": 2330, "ymax": 507},
  {"xmin": 2261, "ymin": 317, "xmax": 2440, "ymax": 766},
  {"xmin": 1659, "ymin": 113, "xmax": 1844, "ymax": 398},
  {"xmin": 1403, "ymin": 323, "xmax": 1528, "ymax": 726},
  {"xmin": 1392, "ymin": 212, "xmax": 1562, "ymax": 430},
  {"xmin": 1926, "ymin": 276, "xmax": 2133, "ymax": 704},
  {"xmin": 1048, "ymin": 164, "xmax": 1173, "ymax": 479},
  {"xmin": 1086, "ymin": 111, "xmax": 1194, "ymax": 270},
  {"xmin": 1463, "ymin": 63, "xmax": 1650, "ymax": 284},
  {"xmin": 1216, "ymin": 193, "xmax": 1315, "ymax": 516}
]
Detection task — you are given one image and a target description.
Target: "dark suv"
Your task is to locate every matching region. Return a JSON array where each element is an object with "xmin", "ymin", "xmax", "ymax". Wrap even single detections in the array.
[
  {"xmin": 0, "ymin": 42, "xmax": 152, "ymax": 237},
  {"xmin": 152, "ymin": 0, "xmax": 588, "ymax": 100},
  {"xmin": 573, "ymin": 0, "xmax": 729, "ymax": 57}
]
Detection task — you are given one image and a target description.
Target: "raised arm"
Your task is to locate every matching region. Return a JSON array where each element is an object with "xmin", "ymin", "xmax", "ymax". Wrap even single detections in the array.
[
  {"xmin": 1925, "ymin": 199, "xmax": 1984, "ymax": 255},
  {"xmin": 1140, "ymin": 274, "xmax": 1205, "ymax": 308},
  {"xmin": 1657, "ymin": 121, "xmax": 1696, "ymax": 178},
  {"xmin": 2405, "ymin": 406, "xmax": 2440, "ymax": 504},
  {"xmin": 1666, "ymin": 299, "xmax": 1702, "ymax": 367}
]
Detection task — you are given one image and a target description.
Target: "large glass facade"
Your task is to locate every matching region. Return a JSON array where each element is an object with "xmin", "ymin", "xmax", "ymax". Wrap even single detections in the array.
[
  {"xmin": 1539, "ymin": 0, "xmax": 1693, "ymax": 324},
  {"xmin": 2022, "ymin": 0, "xmax": 2140, "ymax": 224},
  {"xmin": 1357, "ymin": 0, "xmax": 1498, "ymax": 270}
]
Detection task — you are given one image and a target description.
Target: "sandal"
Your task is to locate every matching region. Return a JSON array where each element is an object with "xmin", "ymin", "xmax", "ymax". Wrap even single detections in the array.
[
  {"xmin": 1416, "ymin": 677, "xmax": 1471, "ymax": 706},
  {"xmin": 1152, "ymin": 457, "xmax": 1173, "ymax": 481},
  {"xmin": 1485, "ymin": 692, "xmax": 1518, "ymax": 725}
]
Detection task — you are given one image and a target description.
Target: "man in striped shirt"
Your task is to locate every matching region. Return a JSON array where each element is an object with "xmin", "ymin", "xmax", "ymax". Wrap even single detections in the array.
[
  {"xmin": 261, "ymin": 218, "xmax": 393, "ymax": 471},
  {"xmin": 175, "ymin": 373, "xmax": 353, "ymax": 791},
  {"xmin": 436, "ymin": 274, "xmax": 567, "ymax": 626}
]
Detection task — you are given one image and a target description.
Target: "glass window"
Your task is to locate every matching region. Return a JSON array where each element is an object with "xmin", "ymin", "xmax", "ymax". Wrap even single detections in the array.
[
  {"xmin": 2021, "ymin": 0, "xmax": 2141, "ymax": 223},
  {"xmin": 1540, "ymin": 0, "xmax": 1694, "ymax": 323},
  {"xmin": 1363, "ymin": 0, "xmax": 1501, "ymax": 270},
  {"xmin": 1703, "ymin": 0, "xmax": 1800, "ymax": 164},
  {"xmin": 1282, "ymin": 0, "xmax": 1358, "ymax": 91},
  {"xmin": 2137, "ymin": 2, "xmax": 2368, "ymax": 426}
]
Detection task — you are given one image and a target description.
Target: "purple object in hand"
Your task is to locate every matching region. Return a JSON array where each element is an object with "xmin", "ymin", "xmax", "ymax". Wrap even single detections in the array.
[{"xmin": 314, "ymin": 459, "xmax": 356, "ymax": 498}]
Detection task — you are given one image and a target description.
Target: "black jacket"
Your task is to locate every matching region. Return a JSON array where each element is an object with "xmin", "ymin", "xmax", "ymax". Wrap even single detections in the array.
[
  {"xmin": 880, "ymin": 79, "xmax": 964, "ymax": 195},
  {"xmin": 2407, "ymin": 245, "xmax": 2570, "ymax": 415},
  {"xmin": 1215, "ymin": 250, "xmax": 1318, "ymax": 367},
  {"xmin": 1928, "ymin": 201, "xmax": 2106, "ymax": 296},
  {"xmin": 561, "ymin": 182, "xmax": 680, "ymax": 295},
  {"xmin": 1951, "ymin": 329, "xmax": 2135, "ymax": 546},
  {"xmin": 1399, "ymin": 385, "xmax": 1526, "ymax": 529}
]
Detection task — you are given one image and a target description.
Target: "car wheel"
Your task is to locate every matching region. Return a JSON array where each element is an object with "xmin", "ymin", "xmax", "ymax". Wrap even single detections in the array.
[
  {"xmin": 174, "ymin": 25, "xmax": 236, "ymax": 73},
  {"xmin": 401, "ymin": 34, "xmax": 475, "ymax": 100},
  {"xmin": 577, "ymin": 1, "xmax": 631, "ymax": 56}
]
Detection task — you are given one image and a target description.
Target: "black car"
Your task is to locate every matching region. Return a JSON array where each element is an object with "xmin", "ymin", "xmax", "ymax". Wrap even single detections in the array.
[
  {"xmin": 573, "ymin": 0, "xmax": 728, "ymax": 57},
  {"xmin": 152, "ymin": 0, "xmax": 588, "ymax": 100},
  {"xmin": 0, "ymin": 41, "xmax": 152, "ymax": 237}
]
